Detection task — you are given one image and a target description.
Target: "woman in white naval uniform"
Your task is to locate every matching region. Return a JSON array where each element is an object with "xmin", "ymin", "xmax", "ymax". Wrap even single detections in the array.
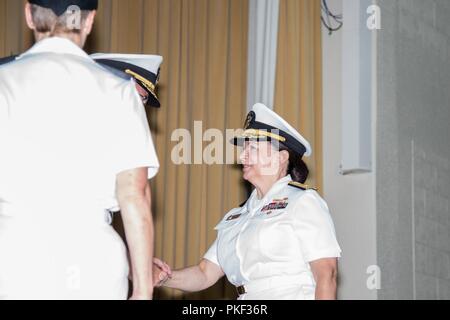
[{"xmin": 154, "ymin": 103, "xmax": 342, "ymax": 300}]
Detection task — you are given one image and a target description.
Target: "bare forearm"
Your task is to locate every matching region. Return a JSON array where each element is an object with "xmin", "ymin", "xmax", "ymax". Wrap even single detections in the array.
[
  {"xmin": 315, "ymin": 278, "xmax": 337, "ymax": 300},
  {"xmin": 310, "ymin": 258, "xmax": 338, "ymax": 300},
  {"xmin": 164, "ymin": 265, "xmax": 211, "ymax": 292},
  {"xmin": 121, "ymin": 194, "xmax": 154, "ymax": 298},
  {"xmin": 163, "ymin": 260, "xmax": 224, "ymax": 293}
]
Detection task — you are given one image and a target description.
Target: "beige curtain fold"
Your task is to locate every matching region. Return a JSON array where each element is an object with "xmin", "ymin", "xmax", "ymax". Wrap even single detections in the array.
[
  {"xmin": 0, "ymin": 0, "xmax": 33, "ymax": 56},
  {"xmin": 274, "ymin": 0, "xmax": 323, "ymax": 192}
]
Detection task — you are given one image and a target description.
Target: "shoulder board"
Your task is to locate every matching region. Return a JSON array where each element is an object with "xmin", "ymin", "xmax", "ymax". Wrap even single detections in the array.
[
  {"xmin": 0, "ymin": 55, "xmax": 18, "ymax": 66},
  {"xmin": 288, "ymin": 181, "xmax": 317, "ymax": 191}
]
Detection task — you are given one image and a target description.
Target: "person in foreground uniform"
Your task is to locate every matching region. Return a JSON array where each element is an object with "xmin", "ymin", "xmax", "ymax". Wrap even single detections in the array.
[
  {"xmin": 153, "ymin": 103, "xmax": 342, "ymax": 300},
  {"xmin": 0, "ymin": 53, "xmax": 163, "ymax": 233},
  {"xmin": 0, "ymin": 0, "xmax": 158, "ymax": 299}
]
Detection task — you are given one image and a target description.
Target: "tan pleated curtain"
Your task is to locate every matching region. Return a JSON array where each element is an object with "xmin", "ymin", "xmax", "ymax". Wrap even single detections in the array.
[
  {"xmin": 0, "ymin": 0, "xmax": 323, "ymax": 300},
  {"xmin": 0, "ymin": 0, "xmax": 33, "ymax": 54},
  {"xmin": 90, "ymin": 0, "xmax": 250, "ymax": 300},
  {"xmin": 275, "ymin": 0, "xmax": 323, "ymax": 191}
]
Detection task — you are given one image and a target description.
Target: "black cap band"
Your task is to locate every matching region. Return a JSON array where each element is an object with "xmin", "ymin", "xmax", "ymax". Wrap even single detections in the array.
[
  {"xmin": 249, "ymin": 121, "xmax": 307, "ymax": 157},
  {"xmin": 234, "ymin": 111, "xmax": 307, "ymax": 157},
  {"xmin": 95, "ymin": 59, "xmax": 158, "ymax": 87},
  {"xmin": 95, "ymin": 59, "xmax": 161, "ymax": 108},
  {"xmin": 28, "ymin": 0, "xmax": 98, "ymax": 16},
  {"xmin": 0, "ymin": 55, "xmax": 17, "ymax": 66}
]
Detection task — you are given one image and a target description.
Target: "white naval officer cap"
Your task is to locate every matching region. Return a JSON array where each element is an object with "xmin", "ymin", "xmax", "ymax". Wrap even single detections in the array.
[
  {"xmin": 91, "ymin": 53, "xmax": 163, "ymax": 107},
  {"xmin": 232, "ymin": 103, "xmax": 312, "ymax": 157}
]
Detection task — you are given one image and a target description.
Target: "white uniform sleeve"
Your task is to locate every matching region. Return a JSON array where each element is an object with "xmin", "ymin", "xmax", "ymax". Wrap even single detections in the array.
[
  {"xmin": 203, "ymin": 238, "xmax": 220, "ymax": 266},
  {"xmin": 111, "ymin": 80, "xmax": 159, "ymax": 179},
  {"xmin": 0, "ymin": 91, "xmax": 6, "ymax": 119},
  {"xmin": 293, "ymin": 191, "xmax": 342, "ymax": 262}
]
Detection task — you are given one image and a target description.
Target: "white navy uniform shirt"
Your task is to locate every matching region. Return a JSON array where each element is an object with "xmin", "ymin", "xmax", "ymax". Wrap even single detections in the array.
[
  {"xmin": 204, "ymin": 175, "xmax": 341, "ymax": 300},
  {"xmin": 0, "ymin": 37, "xmax": 159, "ymax": 299},
  {"xmin": 0, "ymin": 37, "xmax": 159, "ymax": 213}
]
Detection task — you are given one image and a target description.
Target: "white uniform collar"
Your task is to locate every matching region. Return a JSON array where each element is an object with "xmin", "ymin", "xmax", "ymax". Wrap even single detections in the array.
[
  {"xmin": 19, "ymin": 37, "xmax": 91, "ymax": 60},
  {"xmin": 246, "ymin": 175, "xmax": 292, "ymax": 212}
]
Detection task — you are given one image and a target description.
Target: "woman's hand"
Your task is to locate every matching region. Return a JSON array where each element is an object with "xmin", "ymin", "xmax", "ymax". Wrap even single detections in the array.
[{"xmin": 153, "ymin": 257, "xmax": 172, "ymax": 287}]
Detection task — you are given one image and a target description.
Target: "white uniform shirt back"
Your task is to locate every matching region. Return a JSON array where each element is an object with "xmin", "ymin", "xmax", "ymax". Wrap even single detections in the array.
[
  {"xmin": 0, "ymin": 37, "xmax": 159, "ymax": 214},
  {"xmin": 0, "ymin": 37, "xmax": 159, "ymax": 299},
  {"xmin": 204, "ymin": 175, "xmax": 342, "ymax": 300}
]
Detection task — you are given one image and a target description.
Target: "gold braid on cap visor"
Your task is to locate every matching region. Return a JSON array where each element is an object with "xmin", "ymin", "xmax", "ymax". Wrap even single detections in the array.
[
  {"xmin": 241, "ymin": 129, "xmax": 286, "ymax": 142},
  {"xmin": 125, "ymin": 69, "xmax": 159, "ymax": 100}
]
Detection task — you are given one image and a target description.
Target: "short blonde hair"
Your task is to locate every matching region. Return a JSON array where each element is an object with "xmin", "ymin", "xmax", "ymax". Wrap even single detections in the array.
[{"xmin": 30, "ymin": 4, "xmax": 91, "ymax": 35}]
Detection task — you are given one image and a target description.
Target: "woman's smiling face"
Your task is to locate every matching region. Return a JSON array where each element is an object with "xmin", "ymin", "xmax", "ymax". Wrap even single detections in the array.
[{"xmin": 239, "ymin": 140, "xmax": 280, "ymax": 182}]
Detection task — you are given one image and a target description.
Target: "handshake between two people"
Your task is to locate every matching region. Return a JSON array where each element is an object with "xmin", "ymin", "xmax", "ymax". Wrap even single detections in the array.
[
  {"xmin": 152, "ymin": 258, "xmax": 172, "ymax": 287},
  {"xmin": 148, "ymin": 256, "xmax": 225, "ymax": 293}
]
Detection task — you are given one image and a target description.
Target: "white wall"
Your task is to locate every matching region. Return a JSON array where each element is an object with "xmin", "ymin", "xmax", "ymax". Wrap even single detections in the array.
[
  {"xmin": 322, "ymin": 0, "xmax": 378, "ymax": 299},
  {"xmin": 376, "ymin": 0, "xmax": 450, "ymax": 299}
]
